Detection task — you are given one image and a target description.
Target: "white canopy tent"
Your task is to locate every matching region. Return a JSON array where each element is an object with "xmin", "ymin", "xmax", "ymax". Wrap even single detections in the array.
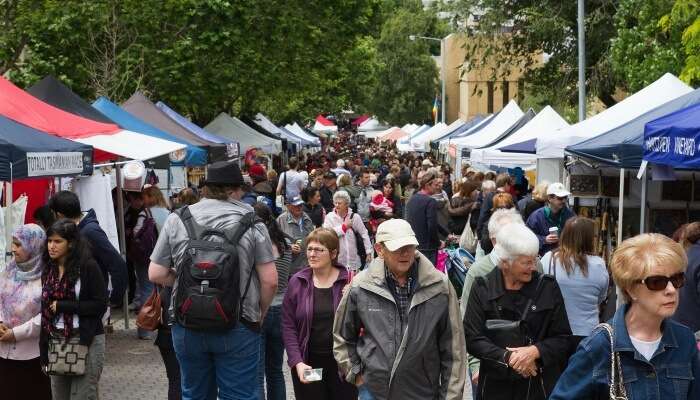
[
  {"xmin": 470, "ymin": 106, "xmax": 569, "ymax": 167},
  {"xmin": 205, "ymin": 112, "xmax": 283, "ymax": 154},
  {"xmin": 407, "ymin": 123, "xmax": 448, "ymax": 152},
  {"xmin": 397, "ymin": 124, "xmax": 430, "ymax": 152},
  {"xmin": 401, "ymin": 123, "xmax": 419, "ymax": 134},
  {"xmin": 448, "ymin": 100, "xmax": 524, "ymax": 149},
  {"xmin": 357, "ymin": 117, "xmax": 388, "ymax": 132},
  {"xmin": 285, "ymin": 123, "xmax": 322, "ymax": 146},
  {"xmin": 360, "ymin": 126, "xmax": 398, "ymax": 139},
  {"xmin": 537, "ymin": 73, "xmax": 693, "ymax": 158},
  {"xmin": 76, "ymin": 130, "xmax": 187, "ymax": 161}
]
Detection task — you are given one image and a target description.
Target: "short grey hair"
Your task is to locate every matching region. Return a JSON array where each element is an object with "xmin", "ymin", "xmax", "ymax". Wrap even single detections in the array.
[
  {"xmin": 333, "ymin": 190, "xmax": 351, "ymax": 205},
  {"xmin": 482, "ymin": 180, "xmax": 496, "ymax": 192},
  {"xmin": 488, "ymin": 208, "xmax": 523, "ymax": 239},
  {"xmin": 494, "ymin": 223, "xmax": 540, "ymax": 262}
]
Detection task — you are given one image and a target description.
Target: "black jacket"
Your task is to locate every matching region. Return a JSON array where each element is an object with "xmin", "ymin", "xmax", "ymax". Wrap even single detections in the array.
[
  {"xmin": 79, "ymin": 209, "xmax": 127, "ymax": 304},
  {"xmin": 320, "ymin": 186, "xmax": 335, "ymax": 213},
  {"xmin": 464, "ymin": 269, "xmax": 572, "ymax": 400},
  {"xmin": 40, "ymin": 258, "xmax": 108, "ymax": 365}
]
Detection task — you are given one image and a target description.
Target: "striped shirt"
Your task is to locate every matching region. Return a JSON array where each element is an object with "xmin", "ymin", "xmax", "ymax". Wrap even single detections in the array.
[{"xmin": 271, "ymin": 240, "xmax": 292, "ymax": 307}]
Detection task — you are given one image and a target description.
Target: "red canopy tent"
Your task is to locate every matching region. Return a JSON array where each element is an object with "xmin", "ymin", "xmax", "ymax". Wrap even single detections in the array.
[{"xmin": 351, "ymin": 114, "xmax": 369, "ymax": 126}]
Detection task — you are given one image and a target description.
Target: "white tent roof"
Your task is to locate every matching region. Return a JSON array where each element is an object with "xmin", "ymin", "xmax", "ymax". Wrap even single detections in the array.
[
  {"xmin": 313, "ymin": 121, "xmax": 338, "ymax": 134},
  {"xmin": 398, "ymin": 124, "xmax": 430, "ymax": 143},
  {"xmin": 205, "ymin": 113, "xmax": 282, "ymax": 154},
  {"xmin": 361, "ymin": 126, "xmax": 398, "ymax": 139},
  {"xmin": 400, "ymin": 123, "xmax": 419, "ymax": 134},
  {"xmin": 358, "ymin": 117, "xmax": 381, "ymax": 131},
  {"xmin": 537, "ymin": 73, "xmax": 693, "ymax": 158},
  {"xmin": 470, "ymin": 106, "xmax": 569, "ymax": 166},
  {"xmin": 450, "ymin": 100, "xmax": 525, "ymax": 149},
  {"xmin": 425, "ymin": 119, "xmax": 465, "ymax": 143},
  {"xmin": 254, "ymin": 113, "xmax": 307, "ymax": 146},
  {"xmin": 76, "ymin": 130, "xmax": 186, "ymax": 161},
  {"xmin": 406, "ymin": 123, "xmax": 447, "ymax": 151},
  {"xmin": 286, "ymin": 123, "xmax": 321, "ymax": 146}
]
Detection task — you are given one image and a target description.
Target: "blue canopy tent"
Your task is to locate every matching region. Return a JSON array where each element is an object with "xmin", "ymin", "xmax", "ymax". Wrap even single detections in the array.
[
  {"xmin": 93, "ymin": 97, "xmax": 208, "ymax": 166},
  {"xmin": 498, "ymin": 138, "xmax": 537, "ymax": 154},
  {"xmin": 643, "ymin": 101, "xmax": 700, "ymax": 169},
  {"xmin": 156, "ymin": 101, "xmax": 239, "ymax": 159},
  {"xmin": 0, "ymin": 114, "xmax": 93, "ymax": 180},
  {"xmin": 566, "ymin": 88, "xmax": 700, "ymax": 168}
]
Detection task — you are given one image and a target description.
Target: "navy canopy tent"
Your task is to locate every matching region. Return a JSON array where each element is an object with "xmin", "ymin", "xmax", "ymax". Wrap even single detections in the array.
[
  {"xmin": 566, "ymin": 88, "xmax": 700, "ymax": 168},
  {"xmin": 498, "ymin": 138, "xmax": 537, "ymax": 154},
  {"xmin": 643, "ymin": 101, "xmax": 700, "ymax": 169},
  {"xmin": 0, "ymin": 115, "xmax": 93, "ymax": 180}
]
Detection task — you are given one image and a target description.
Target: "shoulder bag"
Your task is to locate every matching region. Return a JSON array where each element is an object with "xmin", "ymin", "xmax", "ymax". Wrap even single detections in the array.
[
  {"xmin": 136, "ymin": 286, "xmax": 162, "ymax": 331},
  {"xmin": 484, "ymin": 274, "xmax": 545, "ymax": 349},
  {"xmin": 46, "ymin": 334, "xmax": 88, "ymax": 376},
  {"xmin": 597, "ymin": 323, "xmax": 628, "ymax": 400},
  {"xmin": 459, "ymin": 214, "xmax": 477, "ymax": 254}
]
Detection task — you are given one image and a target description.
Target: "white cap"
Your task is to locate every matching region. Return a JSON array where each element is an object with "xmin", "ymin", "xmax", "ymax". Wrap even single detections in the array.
[
  {"xmin": 547, "ymin": 182, "xmax": 571, "ymax": 198},
  {"xmin": 422, "ymin": 159, "xmax": 433, "ymax": 167},
  {"xmin": 375, "ymin": 219, "xmax": 419, "ymax": 251}
]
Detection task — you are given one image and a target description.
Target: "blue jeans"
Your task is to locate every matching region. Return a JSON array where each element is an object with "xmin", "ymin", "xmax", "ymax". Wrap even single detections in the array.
[
  {"xmin": 134, "ymin": 262, "xmax": 153, "ymax": 338},
  {"xmin": 172, "ymin": 323, "xmax": 261, "ymax": 400},
  {"xmin": 358, "ymin": 384, "xmax": 375, "ymax": 400},
  {"xmin": 257, "ymin": 305, "xmax": 285, "ymax": 400}
]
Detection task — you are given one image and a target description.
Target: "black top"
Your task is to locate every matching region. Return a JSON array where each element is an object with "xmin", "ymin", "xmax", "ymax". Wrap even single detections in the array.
[
  {"xmin": 303, "ymin": 203, "xmax": 325, "ymax": 228},
  {"xmin": 309, "ymin": 287, "xmax": 334, "ymax": 353},
  {"xmin": 405, "ymin": 192, "xmax": 440, "ymax": 250}
]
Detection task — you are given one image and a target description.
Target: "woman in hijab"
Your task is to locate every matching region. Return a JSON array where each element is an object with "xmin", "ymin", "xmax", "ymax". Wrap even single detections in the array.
[{"xmin": 0, "ymin": 224, "xmax": 51, "ymax": 399}]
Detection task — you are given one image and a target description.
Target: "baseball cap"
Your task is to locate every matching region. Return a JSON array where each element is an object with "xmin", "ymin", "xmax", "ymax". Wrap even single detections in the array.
[
  {"xmin": 324, "ymin": 171, "xmax": 337, "ymax": 180},
  {"xmin": 422, "ymin": 159, "xmax": 433, "ymax": 167},
  {"xmin": 375, "ymin": 219, "xmax": 419, "ymax": 251},
  {"xmin": 287, "ymin": 195, "xmax": 304, "ymax": 206},
  {"xmin": 547, "ymin": 182, "xmax": 571, "ymax": 198}
]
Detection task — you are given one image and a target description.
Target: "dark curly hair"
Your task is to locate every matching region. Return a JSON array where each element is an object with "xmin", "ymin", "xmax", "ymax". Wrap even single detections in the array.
[
  {"xmin": 253, "ymin": 203, "xmax": 289, "ymax": 254},
  {"xmin": 43, "ymin": 219, "xmax": 94, "ymax": 285}
]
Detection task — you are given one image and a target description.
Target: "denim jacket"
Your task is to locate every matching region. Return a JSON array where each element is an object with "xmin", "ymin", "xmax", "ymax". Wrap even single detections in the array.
[{"xmin": 550, "ymin": 303, "xmax": 700, "ymax": 400}]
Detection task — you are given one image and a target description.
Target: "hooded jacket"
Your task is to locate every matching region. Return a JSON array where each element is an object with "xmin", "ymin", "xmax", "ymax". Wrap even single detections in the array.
[
  {"xmin": 78, "ymin": 209, "xmax": 127, "ymax": 304},
  {"xmin": 333, "ymin": 252, "xmax": 467, "ymax": 400}
]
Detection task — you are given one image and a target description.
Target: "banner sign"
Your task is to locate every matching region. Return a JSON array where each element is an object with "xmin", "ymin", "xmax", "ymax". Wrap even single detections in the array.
[
  {"xmin": 26, "ymin": 152, "xmax": 85, "ymax": 177},
  {"xmin": 642, "ymin": 102, "xmax": 700, "ymax": 169}
]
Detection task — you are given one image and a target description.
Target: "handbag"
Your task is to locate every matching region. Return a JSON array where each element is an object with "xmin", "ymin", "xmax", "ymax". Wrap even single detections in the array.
[
  {"xmin": 597, "ymin": 323, "xmax": 628, "ymax": 400},
  {"xmin": 459, "ymin": 214, "xmax": 477, "ymax": 253},
  {"xmin": 46, "ymin": 334, "xmax": 88, "ymax": 376},
  {"xmin": 484, "ymin": 274, "xmax": 545, "ymax": 349},
  {"xmin": 136, "ymin": 286, "xmax": 163, "ymax": 331}
]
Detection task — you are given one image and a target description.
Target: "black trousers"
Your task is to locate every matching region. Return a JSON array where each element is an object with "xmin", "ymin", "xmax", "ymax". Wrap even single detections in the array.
[
  {"xmin": 0, "ymin": 356, "xmax": 51, "ymax": 400},
  {"xmin": 158, "ymin": 339, "xmax": 182, "ymax": 400},
  {"xmin": 291, "ymin": 351, "xmax": 358, "ymax": 400}
]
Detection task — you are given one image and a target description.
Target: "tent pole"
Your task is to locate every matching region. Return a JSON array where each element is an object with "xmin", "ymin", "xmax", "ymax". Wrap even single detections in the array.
[
  {"xmin": 616, "ymin": 168, "xmax": 625, "ymax": 309},
  {"xmin": 115, "ymin": 162, "xmax": 129, "ymax": 330},
  {"xmin": 640, "ymin": 168, "xmax": 647, "ymax": 233}
]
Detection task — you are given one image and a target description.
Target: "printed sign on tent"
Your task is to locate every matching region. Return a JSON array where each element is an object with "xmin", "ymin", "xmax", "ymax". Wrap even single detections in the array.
[{"xmin": 26, "ymin": 152, "xmax": 85, "ymax": 177}]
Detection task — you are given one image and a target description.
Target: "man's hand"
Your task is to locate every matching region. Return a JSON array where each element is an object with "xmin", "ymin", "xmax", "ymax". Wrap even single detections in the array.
[
  {"xmin": 544, "ymin": 234, "xmax": 559, "ymax": 244},
  {"xmin": 291, "ymin": 243, "xmax": 302, "ymax": 254}
]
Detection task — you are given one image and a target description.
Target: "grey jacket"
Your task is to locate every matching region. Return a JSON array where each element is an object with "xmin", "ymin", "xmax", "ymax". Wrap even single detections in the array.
[
  {"xmin": 276, "ymin": 211, "xmax": 315, "ymax": 275},
  {"xmin": 333, "ymin": 252, "xmax": 467, "ymax": 400}
]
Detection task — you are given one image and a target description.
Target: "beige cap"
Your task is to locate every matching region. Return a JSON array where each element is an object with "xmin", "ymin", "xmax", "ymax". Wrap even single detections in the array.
[{"xmin": 375, "ymin": 219, "xmax": 419, "ymax": 251}]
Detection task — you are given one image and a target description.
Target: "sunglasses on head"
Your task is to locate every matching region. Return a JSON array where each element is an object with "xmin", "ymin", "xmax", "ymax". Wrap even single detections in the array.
[{"xmin": 637, "ymin": 272, "xmax": 685, "ymax": 291}]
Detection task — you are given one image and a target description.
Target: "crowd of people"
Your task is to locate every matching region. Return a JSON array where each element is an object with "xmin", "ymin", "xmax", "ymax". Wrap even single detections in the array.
[{"xmin": 0, "ymin": 131, "xmax": 699, "ymax": 400}]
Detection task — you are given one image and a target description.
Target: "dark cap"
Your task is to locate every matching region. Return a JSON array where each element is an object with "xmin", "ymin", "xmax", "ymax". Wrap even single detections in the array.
[
  {"xmin": 324, "ymin": 171, "xmax": 337, "ymax": 180},
  {"xmin": 205, "ymin": 160, "xmax": 245, "ymax": 186}
]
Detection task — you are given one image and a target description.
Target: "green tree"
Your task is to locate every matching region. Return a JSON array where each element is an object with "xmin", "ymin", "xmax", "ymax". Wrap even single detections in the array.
[
  {"xmin": 449, "ymin": 0, "xmax": 620, "ymax": 109},
  {"xmin": 368, "ymin": 4, "xmax": 443, "ymax": 124},
  {"xmin": 668, "ymin": 0, "xmax": 700, "ymax": 86}
]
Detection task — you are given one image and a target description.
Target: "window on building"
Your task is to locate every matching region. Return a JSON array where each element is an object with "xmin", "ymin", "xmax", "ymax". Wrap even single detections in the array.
[
  {"xmin": 487, "ymin": 81, "xmax": 494, "ymax": 113},
  {"xmin": 502, "ymin": 80, "xmax": 510, "ymax": 107}
]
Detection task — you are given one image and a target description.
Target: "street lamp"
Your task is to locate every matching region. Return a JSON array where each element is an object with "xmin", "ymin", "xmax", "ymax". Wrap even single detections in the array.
[{"xmin": 409, "ymin": 34, "xmax": 446, "ymax": 124}]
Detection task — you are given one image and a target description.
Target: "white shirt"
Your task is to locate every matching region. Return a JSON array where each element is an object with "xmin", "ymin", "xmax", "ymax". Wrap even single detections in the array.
[{"xmin": 630, "ymin": 335, "xmax": 661, "ymax": 361}]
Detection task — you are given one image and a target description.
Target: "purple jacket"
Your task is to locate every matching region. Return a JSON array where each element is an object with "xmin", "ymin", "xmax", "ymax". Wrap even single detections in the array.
[{"xmin": 282, "ymin": 264, "xmax": 349, "ymax": 368}]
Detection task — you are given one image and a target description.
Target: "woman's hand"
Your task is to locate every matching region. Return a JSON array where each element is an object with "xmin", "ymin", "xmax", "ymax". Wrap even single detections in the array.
[
  {"xmin": 50, "ymin": 301, "xmax": 58, "ymax": 313},
  {"xmin": 291, "ymin": 243, "xmax": 302, "ymax": 254},
  {"xmin": 0, "ymin": 328, "xmax": 15, "ymax": 343},
  {"xmin": 507, "ymin": 346, "xmax": 540, "ymax": 377},
  {"xmin": 295, "ymin": 362, "xmax": 312, "ymax": 384}
]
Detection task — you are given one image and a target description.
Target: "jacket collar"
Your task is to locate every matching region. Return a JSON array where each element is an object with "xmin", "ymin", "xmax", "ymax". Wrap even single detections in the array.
[
  {"xmin": 484, "ymin": 267, "xmax": 542, "ymax": 301},
  {"xmin": 611, "ymin": 303, "xmax": 679, "ymax": 360},
  {"xmin": 366, "ymin": 251, "xmax": 443, "ymax": 289}
]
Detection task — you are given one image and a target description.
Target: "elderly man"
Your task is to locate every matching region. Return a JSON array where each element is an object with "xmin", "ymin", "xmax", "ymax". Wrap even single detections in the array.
[
  {"xmin": 526, "ymin": 182, "xmax": 575, "ymax": 255},
  {"xmin": 334, "ymin": 219, "xmax": 467, "ymax": 400},
  {"xmin": 276, "ymin": 195, "xmax": 315, "ymax": 275}
]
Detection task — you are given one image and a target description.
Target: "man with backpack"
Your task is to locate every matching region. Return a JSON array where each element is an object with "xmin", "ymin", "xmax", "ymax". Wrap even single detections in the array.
[{"xmin": 149, "ymin": 160, "xmax": 278, "ymax": 400}]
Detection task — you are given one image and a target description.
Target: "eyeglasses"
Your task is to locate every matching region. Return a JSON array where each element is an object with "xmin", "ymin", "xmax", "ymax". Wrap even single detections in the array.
[
  {"xmin": 638, "ymin": 272, "xmax": 685, "ymax": 291},
  {"xmin": 307, "ymin": 247, "xmax": 329, "ymax": 254}
]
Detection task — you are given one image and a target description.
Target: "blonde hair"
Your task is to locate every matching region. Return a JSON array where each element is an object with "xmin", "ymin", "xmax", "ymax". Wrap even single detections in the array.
[
  {"xmin": 337, "ymin": 173, "xmax": 352, "ymax": 187},
  {"xmin": 142, "ymin": 186, "xmax": 169, "ymax": 209},
  {"xmin": 611, "ymin": 233, "xmax": 687, "ymax": 303},
  {"xmin": 532, "ymin": 181, "xmax": 550, "ymax": 202}
]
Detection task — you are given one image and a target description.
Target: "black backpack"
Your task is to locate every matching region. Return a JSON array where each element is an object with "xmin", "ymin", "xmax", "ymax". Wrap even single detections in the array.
[{"xmin": 173, "ymin": 206, "xmax": 259, "ymax": 332}]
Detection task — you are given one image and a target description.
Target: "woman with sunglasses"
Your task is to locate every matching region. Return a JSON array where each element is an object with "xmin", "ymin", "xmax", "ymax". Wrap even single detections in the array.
[
  {"xmin": 551, "ymin": 233, "xmax": 700, "ymax": 399},
  {"xmin": 281, "ymin": 228, "xmax": 357, "ymax": 400}
]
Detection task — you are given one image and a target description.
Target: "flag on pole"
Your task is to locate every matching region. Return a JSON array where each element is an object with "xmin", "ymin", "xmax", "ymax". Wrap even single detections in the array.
[{"xmin": 432, "ymin": 95, "xmax": 439, "ymax": 125}]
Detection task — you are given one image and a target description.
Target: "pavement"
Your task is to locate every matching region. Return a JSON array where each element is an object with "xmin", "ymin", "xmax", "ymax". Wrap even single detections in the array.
[{"xmin": 101, "ymin": 313, "xmax": 473, "ymax": 399}]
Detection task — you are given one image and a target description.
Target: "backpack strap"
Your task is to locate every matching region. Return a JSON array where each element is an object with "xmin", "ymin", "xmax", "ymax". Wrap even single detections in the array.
[
  {"xmin": 175, "ymin": 206, "xmax": 201, "ymax": 240},
  {"xmin": 226, "ymin": 212, "xmax": 264, "ymax": 310}
]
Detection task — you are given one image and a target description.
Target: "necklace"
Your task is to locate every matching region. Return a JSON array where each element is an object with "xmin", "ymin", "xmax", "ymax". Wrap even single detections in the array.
[{"xmin": 313, "ymin": 268, "xmax": 338, "ymax": 288}]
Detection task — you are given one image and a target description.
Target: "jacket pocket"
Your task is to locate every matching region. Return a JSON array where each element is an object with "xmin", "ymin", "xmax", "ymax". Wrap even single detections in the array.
[{"xmin": 666, "ymin": 365, "xmax": 694, "ymax": 398}]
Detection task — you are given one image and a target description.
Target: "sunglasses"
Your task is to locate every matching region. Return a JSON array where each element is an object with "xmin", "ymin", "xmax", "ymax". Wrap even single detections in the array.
[{"xmin": 637, "ymin": 272, "xmax": 685, "ymax": 291}]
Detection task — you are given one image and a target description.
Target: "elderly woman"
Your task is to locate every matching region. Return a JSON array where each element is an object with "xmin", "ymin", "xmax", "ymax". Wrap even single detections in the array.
[
  {"xmin": 323, "ymin": 191, "xmax": 372, "ymax": 271},
  {"xmin": 0, "ymin": 224, "xmax": 51, "ymax": 399},
  {"xmin": 464, "ymin": 223, "xmax": 572, "ymax": 400},
  {"xmin": 550, "ymin": 233, "xmax": 700, "ymax": 399},
  {"xmin": 282, "ymin": 228, "xmax": 357, "ymax": 400}
]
